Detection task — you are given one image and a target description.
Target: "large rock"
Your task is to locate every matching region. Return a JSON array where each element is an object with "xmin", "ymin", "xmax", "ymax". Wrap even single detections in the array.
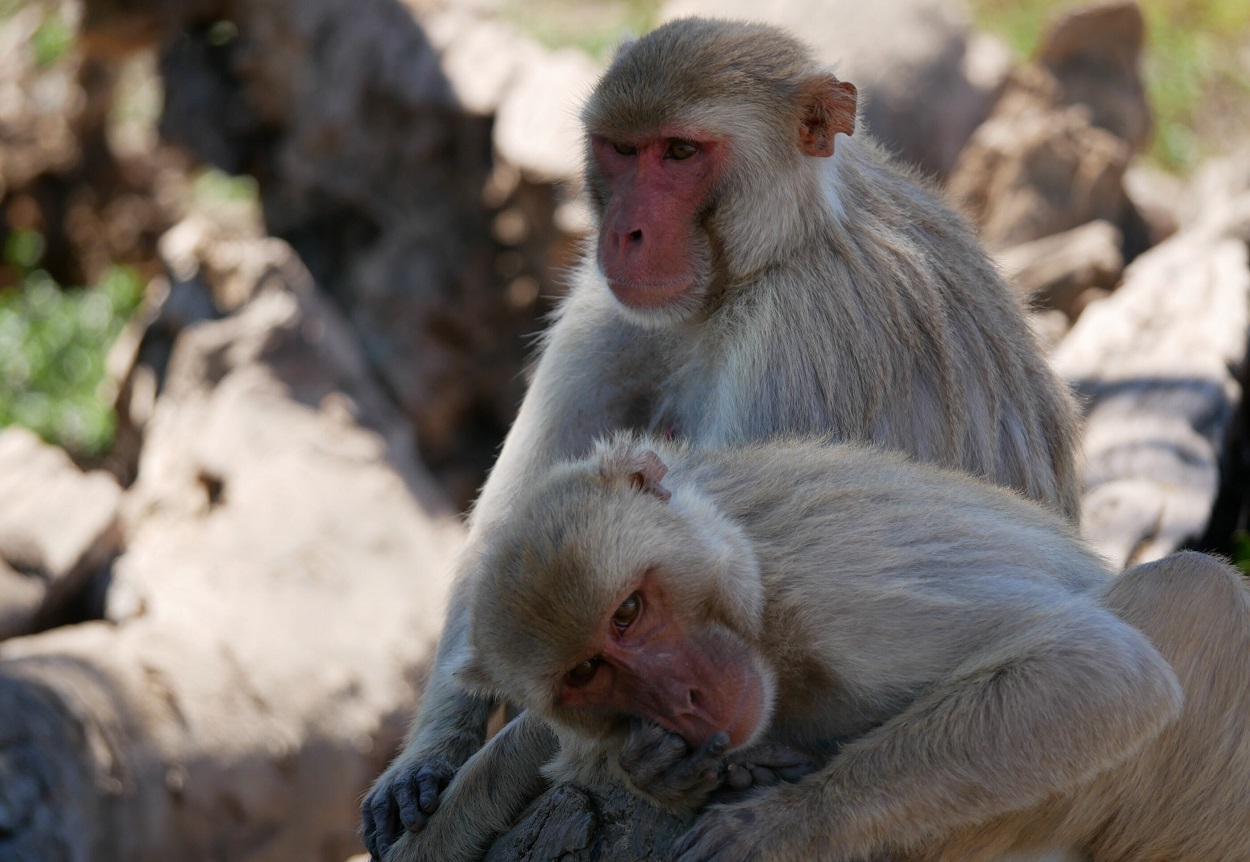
[
  {"xmin": 1182, "ymin": 148, "xmax": 1250, "ymax": 229},
  {"xmin": 0, "ymin": 236, "xmax": 462, "ymax": 862},
  {"xmin": 948, "ymin": 66, "xmax": 1131, "ymax": 248},
  {"xmin": 135, "ymin": 0, "xmax": 554, "ymax": 507},
  {"xmin": 996, "ymin": 219, "xmax": 1124, "ymax": 316},
  {"xmin": 1036, "ymin": 1, "xmax": 1151, "ymax": 150},
  {"xmin": 660, "ymin": 0, "xmax": 1009, "ymax": 179},
  {"xmin": 0, "ymin": 428, "xmax": 122, "ymax": 640},
  {"xmin": 493, "ymin": 46, "xmax": 601, "ymax": 184},
  {"xmin": 1053, "ymin": 202, "xmax": 1250, "ymax": 569},
  {"xmin": 948, "ymin": 2, "xmax": 1150, "ymax": 250}
]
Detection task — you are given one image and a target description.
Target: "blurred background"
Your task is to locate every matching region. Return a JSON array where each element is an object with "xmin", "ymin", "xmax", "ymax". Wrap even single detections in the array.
[{"xmin": 0, "ymin": 1, "xmax": 1248, "ymax": 860}]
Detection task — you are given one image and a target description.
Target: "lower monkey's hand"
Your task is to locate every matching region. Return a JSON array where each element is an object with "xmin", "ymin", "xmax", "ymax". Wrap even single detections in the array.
[
  {"xmin": 376, "ymin": 713, "xmax": 557, "ymax": 862},
  {"xmin": 361, "ymin": 750, "xmax": 461, "ymax": 860},
  {"xmin": 716, "ymin": 741, "xmax": 817, "ymax": 801},
  {"xmin": 619, "ymin": 720, "xmax": 728, "ymax": 813}
]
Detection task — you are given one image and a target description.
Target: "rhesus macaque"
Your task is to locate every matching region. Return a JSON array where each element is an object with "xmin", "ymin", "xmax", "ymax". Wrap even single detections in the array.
[
  {"xmin": 424, "ymin": 436, "xmax": 1248, "ymax": 862},
  {"xmin": 363, "ymin": 16, "xmax": 1083, "ymax": 858}
]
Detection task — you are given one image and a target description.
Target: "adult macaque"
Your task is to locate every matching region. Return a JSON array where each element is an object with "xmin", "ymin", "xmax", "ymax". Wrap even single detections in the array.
[
  {"xmin": 363, "ymin": 16, "xmax": 1082, "ymax": 858},
  {"xmin": 431, "ymin": 436, "xmax": 1248, "ymax": 862}
]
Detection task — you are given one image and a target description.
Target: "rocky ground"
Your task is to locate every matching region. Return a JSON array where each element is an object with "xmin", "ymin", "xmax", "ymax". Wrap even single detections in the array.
[{"xmin": 1, "ymin": 0, "xmax": 1249, "ymax": 860}]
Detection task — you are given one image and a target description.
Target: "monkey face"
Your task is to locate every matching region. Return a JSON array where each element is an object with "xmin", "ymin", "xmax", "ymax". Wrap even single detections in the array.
[
  {"xmin": 586, "ymin": 131, "xmax": 723, "ymax": 325},
  {"xmin": 464, "ymin": 440, "xmax": 774, "ymax": 751}
]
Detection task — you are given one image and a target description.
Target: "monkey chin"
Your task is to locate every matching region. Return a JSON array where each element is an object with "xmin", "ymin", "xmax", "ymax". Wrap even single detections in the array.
[
  {"xmin": 606, "ymin": 278, "xmax": 707, "ymax": 328},
  {"xmin": 607, "ymin": 276, "xmax": 692, "ymax": 308}
]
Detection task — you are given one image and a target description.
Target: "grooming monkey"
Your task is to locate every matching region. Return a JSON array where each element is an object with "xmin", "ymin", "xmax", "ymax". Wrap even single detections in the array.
[
  {"xmin": 427, "ymin": 436, "xmax": 1247, "ymax": 862},
  {"xmin": 363, "ymin": 17, "xmax": 1083, "ymax": 857}
]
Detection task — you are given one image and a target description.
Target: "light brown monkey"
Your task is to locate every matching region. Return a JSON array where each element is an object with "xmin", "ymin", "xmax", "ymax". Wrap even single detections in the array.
[
  {"xmin": 362, "ymin": 17, "xmax": 1082, "ymax": 857},
  {"xmin": 418, "ymin": 436, "xmax": 1248, "ymax": 862}
]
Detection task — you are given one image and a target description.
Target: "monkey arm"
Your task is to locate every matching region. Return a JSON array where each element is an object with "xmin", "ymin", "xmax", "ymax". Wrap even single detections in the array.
[
  {"xmin": 363, "ymin": 284, "xmax": 660, "ymax": 858},
  {"xmin": 385, "ymin": 711, "xmax": 560, "ymax": 862},
  {"xmin": 673, "ymin": 603, "xmax": 1183, "ymax": 862}
]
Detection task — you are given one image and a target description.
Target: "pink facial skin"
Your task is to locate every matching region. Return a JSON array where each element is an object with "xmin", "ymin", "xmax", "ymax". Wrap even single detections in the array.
[
  {"xmin": 556, "ymin": 573, "xmax": 767, "ymax": 750},
  {"xmin": 590, "ymin": 134, "xmax": 724, "ymax": 312}
]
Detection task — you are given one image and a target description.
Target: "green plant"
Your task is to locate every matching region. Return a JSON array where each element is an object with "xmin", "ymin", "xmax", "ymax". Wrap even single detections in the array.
[
  {"xmin": 190, "ymin": 166, "xmax": 260, "ymax": 205},
  {"xmin": 32, "ymin": 9, "xmax": 73, "ymax": 67},
  {"xmin": 1232, "ymin": 530, "xmax": 1250, "ymax": 576},
  {"xmin": 0, "ymin": 232, "xmax": 144, "ymax": 459}
]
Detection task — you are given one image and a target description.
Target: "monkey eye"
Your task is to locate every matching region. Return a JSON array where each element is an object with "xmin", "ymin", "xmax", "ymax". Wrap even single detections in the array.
[
  {"xmin": 566, "ymin": 658, "xmax": 602, "ymax": 688},
  {"xmin": 613, "ymin": 141, "xmax": 638, "ymax": 156},
  {"xmin": 612, "ymin": 592, "xmax": 642, "ymax": 631},
  {"xmin": 665, "ymin": 141, "xmax": 697, "ymax": 160}
]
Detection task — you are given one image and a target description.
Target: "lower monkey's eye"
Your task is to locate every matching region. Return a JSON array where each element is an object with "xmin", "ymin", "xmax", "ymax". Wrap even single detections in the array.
[
  {"xmin": 613, "ymin": 593, "xmax": 642, "ymax": 630},
  {"xmin": 613, "ymin": 141, "xmax": 638, "ymax": 156},
  {"xmin": 567, "ymin": 658, "xmax": 602, "ymax": 687}
]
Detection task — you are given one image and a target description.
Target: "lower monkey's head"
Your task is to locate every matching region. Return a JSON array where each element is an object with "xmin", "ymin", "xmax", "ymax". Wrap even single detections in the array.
[
  {"xmin": 462, "ymin": 438, "xmax": 775, "ymax": 751},
  {"xmin": 581, "ymin": 17, "xmax": 857, "ymax": 326}
]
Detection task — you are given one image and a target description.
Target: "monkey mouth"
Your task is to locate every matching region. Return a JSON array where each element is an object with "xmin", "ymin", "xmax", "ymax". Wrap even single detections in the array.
[{"xmin": 607, "ymin": 277, "xmax": 694, "ymax": 310}]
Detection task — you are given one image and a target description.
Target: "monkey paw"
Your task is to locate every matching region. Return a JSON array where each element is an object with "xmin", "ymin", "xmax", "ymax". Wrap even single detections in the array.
[
  {"xmin": 619, "ymin": 720, "xmax": 728, "ymax": 813},
  {"xmin": 360, "ymin": 755, "xmax": 457, "ymax": 860},
  {"xmin": 716, "ymin": 742, "xmax": 816, "ymax": 801}
]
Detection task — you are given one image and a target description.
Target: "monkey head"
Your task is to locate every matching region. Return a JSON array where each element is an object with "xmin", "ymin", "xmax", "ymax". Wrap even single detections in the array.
[
  {"xmin": 581, "ymin": 17, "xmax": 857, "ymax": 326},
  {"xmin": 462, "ymin": 438, "xmax": 775, "ymax": 753}
]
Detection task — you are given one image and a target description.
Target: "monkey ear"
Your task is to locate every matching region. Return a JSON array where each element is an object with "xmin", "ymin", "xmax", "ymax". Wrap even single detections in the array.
[
  {"xmin": 598, "ymin": 438, "xmax": 673, "ymax": 503},
  {"xmin": 797, "ymin": 75, "xmax": 857, "ymax": 157},
  {"xmin": 627, "ymin": 449, "xmax": 672, "ymax": 503}
]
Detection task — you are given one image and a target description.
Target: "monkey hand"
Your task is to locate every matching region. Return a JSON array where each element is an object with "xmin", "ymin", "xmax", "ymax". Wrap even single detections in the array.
[
  {"xmin": 619, "ymin": 720, "xmax": 729, "ymax": 814},
  {"xmin": 714, "ymin": 742, "xmax": 817, "ymax": 802},
  {"xmin": 360, "ymin": 747, "xmax": 465, "ymax": 860},
  {"xmin": 371, "ymin": 711, "xmax": 557, "ymax": 862}
]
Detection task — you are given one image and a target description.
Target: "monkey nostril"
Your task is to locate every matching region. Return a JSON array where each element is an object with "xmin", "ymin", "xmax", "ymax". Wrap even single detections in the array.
[{"xmin": 627, "ymin": 229, "xmax": 643, "ymax": 243}]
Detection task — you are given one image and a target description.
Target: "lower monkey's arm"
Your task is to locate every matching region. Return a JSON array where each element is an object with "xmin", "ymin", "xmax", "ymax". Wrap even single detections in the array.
[
  {"xmin": 674, "ymin": 605, "xmax": 1182, "ymax": 862},
  {"xmin": 386, "ymin": 711, "xmax": 560, "ymax": 862}
]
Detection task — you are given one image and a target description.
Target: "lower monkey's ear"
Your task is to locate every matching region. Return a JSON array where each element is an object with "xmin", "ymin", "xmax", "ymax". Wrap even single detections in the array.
[
  {"xmin": 628, "ymin": 450, "xmax": 672, "ymax": 503},
  {"xmin": 597, "ymin": 439, "xmax": 672, "ymax": 503},
  {"xmin": 798, "ymin": 75, "xmax": 857, "ymax": 157}
]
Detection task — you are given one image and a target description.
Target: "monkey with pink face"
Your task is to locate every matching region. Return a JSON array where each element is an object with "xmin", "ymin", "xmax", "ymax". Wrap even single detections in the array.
[
  {"xmin": 363, "ymin": 17, "xmax": 1084, "ymax": 859},
  {"xmin": 438, "ymin": 436, "xmax": 1250, "ymax": 862}
]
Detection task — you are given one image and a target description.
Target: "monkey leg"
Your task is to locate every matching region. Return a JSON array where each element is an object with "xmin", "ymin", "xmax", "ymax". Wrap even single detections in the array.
[
  {"xmin": 385, "ymin": 710, "xmax": 558, "ymax": 862},
  {"xmin": 1078, "ymin": 551, "xmax": 1250, "ymax": 861}
]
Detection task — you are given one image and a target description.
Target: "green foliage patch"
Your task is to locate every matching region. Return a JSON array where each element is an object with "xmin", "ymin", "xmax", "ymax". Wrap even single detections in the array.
[
  {"xmin": 0, "ymin": 230, "xmax": 144, "ymax": 459},
  {"xmin": 32, "ymin": 9, "xmax": 72, "ymax": 67}
]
